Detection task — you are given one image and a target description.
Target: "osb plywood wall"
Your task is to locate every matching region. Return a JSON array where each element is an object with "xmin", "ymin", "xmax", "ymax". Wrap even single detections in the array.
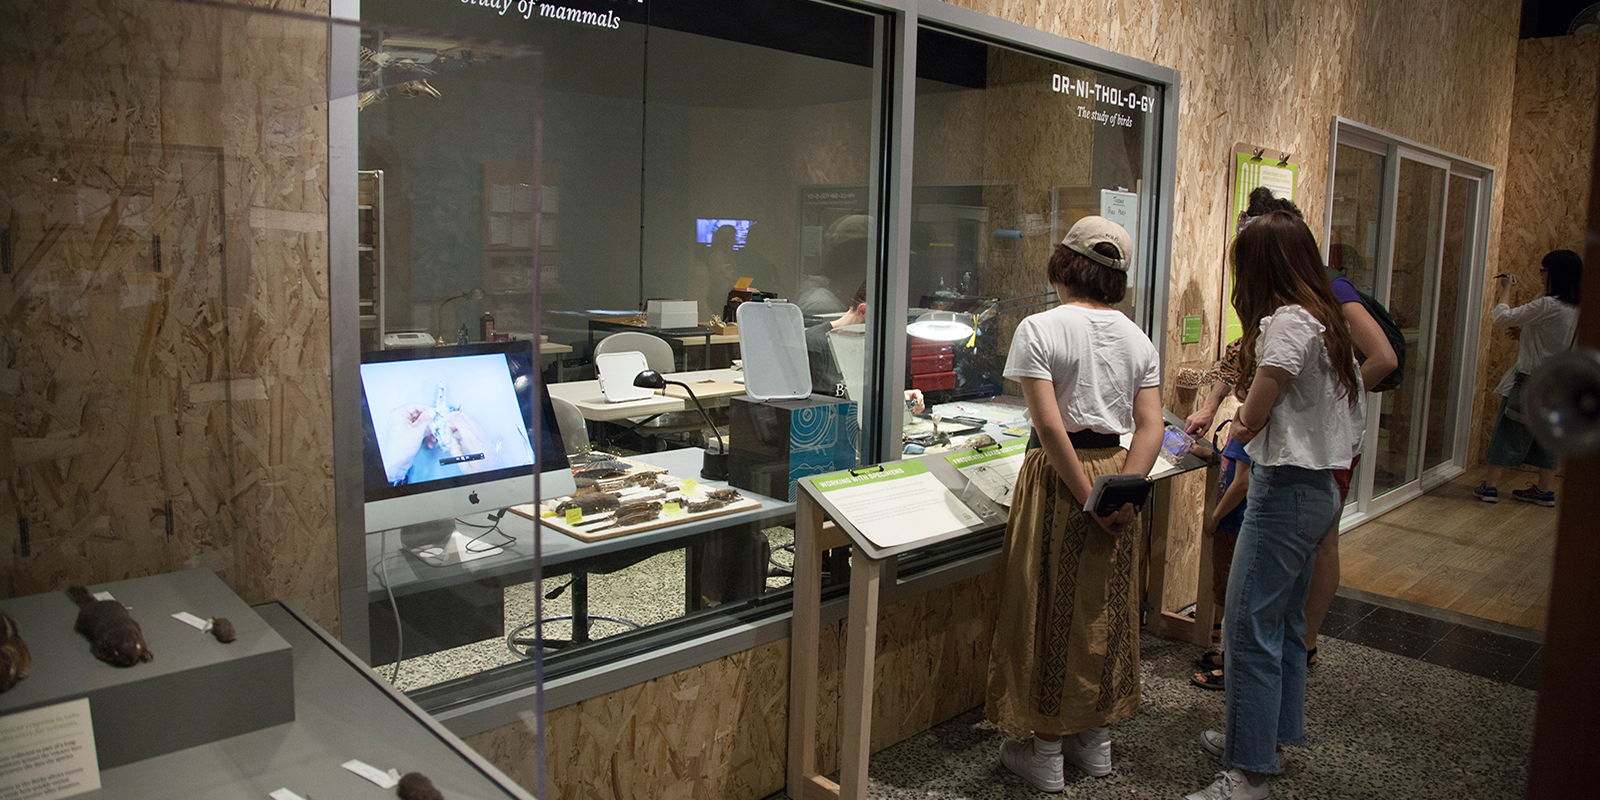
[
  {"xmin": 1474, "ymin": 34, "xmax": 1600, "ymax": 464},
  {"xmin": 1033, "ymin": 0, "xmax": 1510, "ymax": 613},
  {"xmin": 467, "ymin": 572, "xmax": 1000, "ymax": 800},
  {"xmin": 0, "ymin": 0, "xmax": 339, "ymax": 629}
]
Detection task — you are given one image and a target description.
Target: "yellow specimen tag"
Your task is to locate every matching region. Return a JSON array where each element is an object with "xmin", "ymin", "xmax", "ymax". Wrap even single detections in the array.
[
  {"xmin": 681, "ymin": 478, "xmax": 698, "ymax": 495},
  {"xmin": 663, "ymin": 501, "xmax": 683, "ymax": 517},
  {"xmin": 565, "ymin": 508, "xmax": 583, "ymax": 525}
]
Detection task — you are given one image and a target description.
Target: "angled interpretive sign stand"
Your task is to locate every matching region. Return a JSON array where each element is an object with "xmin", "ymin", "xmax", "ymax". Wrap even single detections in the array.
[{"xmin": 787, "ymin": 451, "xmax": 1006, "ymax": 800}]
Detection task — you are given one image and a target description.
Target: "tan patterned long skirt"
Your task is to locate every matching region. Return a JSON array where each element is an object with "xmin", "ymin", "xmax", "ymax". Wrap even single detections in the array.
[{"xmin": 985, "ymin": 446, "xmax": 1142, "ymax": 738}]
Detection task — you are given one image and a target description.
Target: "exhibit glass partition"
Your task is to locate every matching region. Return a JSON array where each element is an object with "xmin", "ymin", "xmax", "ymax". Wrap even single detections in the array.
[
  {"xmin": 0, "ymin": 1, "xmax": 548, "ymax": 795},
  {"xmin": 0, "ymin": 0, "xmax": 346, "ymax": 642},
  {"xmin": 330, "ymin": 0, "xmax": 1177, "ymax": 723},
  {"xmin": 349, "ymin": 0, "xmax": 885, "ymax": 702},
  {"xmin": 907, "ymin": 26, "xmax": 1168, "ymax": 416}
]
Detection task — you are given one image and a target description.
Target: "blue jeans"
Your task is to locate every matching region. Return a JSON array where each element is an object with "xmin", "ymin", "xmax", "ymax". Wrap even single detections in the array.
[{"xmin": 1222, "ymin": 463, "xmax": 1341, "ymax": 773}]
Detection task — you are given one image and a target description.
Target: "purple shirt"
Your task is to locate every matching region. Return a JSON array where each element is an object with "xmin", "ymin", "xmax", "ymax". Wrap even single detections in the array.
[{"xmin": 1330, "ymin": 275, "xmax": 1360, "ymax": 305}]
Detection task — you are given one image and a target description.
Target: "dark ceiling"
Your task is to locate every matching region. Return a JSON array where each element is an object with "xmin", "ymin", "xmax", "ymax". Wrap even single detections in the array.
[{"xmin": 1522, "ymin": 0, "xmax": 1600, "ymax": 38}]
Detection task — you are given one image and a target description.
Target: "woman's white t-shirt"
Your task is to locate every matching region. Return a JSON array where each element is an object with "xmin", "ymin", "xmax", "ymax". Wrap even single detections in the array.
[
  {"xmin": 1490, "ymin": 295, "xmax": 1579, "ymax": 396},
  {"xmin": 1244, "ymin": 304, "xmax": 1366, "ymax": 470},
  {"xmin": 1002, "ymin": 305, "xmax": 1161, "ymax": 436}
]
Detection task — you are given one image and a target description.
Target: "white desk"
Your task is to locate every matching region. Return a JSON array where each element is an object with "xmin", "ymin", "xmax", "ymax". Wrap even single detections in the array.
[{"xmin": 548, "ymin": 368, "xmax": 746, "ymax": 422}]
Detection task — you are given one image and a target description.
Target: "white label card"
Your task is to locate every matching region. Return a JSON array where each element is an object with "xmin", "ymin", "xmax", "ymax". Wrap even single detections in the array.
[
  {"xmin": 341, "ymin": 759, "xmax": 401, "ymax": 789},
  {"xmin": 90, "ymin": 592, "xmax": 113, "ymax": 602},
  {"xmin": 0, "ymin": 697, "xmax": 101, "ymax": 800},
  {"xmin": 171, "ymin": 612, "xmax": 211, "ymax": 632},
  {"xmin": 268, "ymin": 790, "xmax": 307, "ymax": 800}
]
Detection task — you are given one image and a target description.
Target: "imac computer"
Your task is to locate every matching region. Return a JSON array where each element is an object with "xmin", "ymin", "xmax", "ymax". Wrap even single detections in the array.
[{"xmin": 359, "ymin": 341, "xmax": 575, "ymax": 565}]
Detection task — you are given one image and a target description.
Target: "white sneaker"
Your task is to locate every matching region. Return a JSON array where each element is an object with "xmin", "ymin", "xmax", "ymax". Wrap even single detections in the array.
[
  {"xmin": 999, "ymin": 737, "xmax": 1064, "ymax": 793},
  {"xmin": 1184, "ymin": 769, "xmax": 1271, "ymax": 800},
  {"xmin": 1061, "ymin": 726, "xmax": 1112, "ymax": 777},
  {"xmin": 1199, "ymin": 730, "xmax": 1284, "ymax": 770}
]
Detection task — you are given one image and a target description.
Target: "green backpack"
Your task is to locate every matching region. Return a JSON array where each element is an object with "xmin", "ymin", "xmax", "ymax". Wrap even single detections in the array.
[{"xmin": 1328, "ymin": 267, "xmax": 1406, "ymax": 391}]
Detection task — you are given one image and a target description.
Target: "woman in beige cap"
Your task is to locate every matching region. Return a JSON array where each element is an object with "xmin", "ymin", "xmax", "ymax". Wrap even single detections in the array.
[{"xmin": 985, "ymin": 216, "xmax": 1163, "ymax": 791}]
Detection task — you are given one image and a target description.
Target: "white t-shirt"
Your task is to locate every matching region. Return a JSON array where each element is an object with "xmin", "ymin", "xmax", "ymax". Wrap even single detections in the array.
[
  {"xmin": 1491, "ymin": 295, "xmax": 1579, "ymax": 396},
  {"xmin": 1244, "ymin": 304, "xmax": 1366, "ymax": 469},
  {"xmin": 1002, "ymin": 305, "xmax": 1161, "ymax": 435}
]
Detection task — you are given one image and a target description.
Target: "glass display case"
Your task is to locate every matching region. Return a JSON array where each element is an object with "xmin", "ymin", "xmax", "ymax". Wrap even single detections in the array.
[
  {"xmin": 349, "ymin": 0, "xmax": 888, "ymax": 698},
  {"xmin": 334, "ymin": 0, "xmax": 1177, "ymax": 713}
]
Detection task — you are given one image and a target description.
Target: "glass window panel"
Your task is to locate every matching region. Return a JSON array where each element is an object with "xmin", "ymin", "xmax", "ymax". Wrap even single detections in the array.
[
  {"xmin": 907, "ymin": 27, "xmax": 1164, "ymax": 425},
  {"xmin": 1328, "ymin": 145, "xmax": 1385, "ymax": 295},
  {"xmin": 357, "ymin": 0, "xmax": 882, "ymax": 694},
  {"xmin": 1372, "ymin": 157, "xmax": 1446, "ymax": 498},
  {"xmin": 1424, "ymin": 175, "xmax": 1475, "ymax": 472}
]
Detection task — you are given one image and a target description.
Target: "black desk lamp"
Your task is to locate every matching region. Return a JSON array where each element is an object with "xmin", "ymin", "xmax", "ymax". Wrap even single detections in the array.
[{"xmin": 634, "ymin": 369, "xmax": 728, "ymax": 479}]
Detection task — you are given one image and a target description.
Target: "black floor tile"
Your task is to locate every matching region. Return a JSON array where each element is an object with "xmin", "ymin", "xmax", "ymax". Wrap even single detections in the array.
[
  {"xmin": 1335, "ymin": 618, "xmax": 1438, "ymax": 659},
  {"xmin": 1512, "ymin": 659, "xmax": 1542, "ymax": 690},
  {"xmin": 1362, "ymin": 604, "xmax": 1460, "ymax": 638},
  {"xmin": 1419, "ymin": 638, "xmax": 1529, "ymax": 683},
  {"xmin": 1325, "ymin": 594, "xmax": 1375, "ymax": 621},
  {"xmin": 1437, "ymin": 624, "xmax": 1543, "ymax": 661},
  {"xmin": 1315, "ymin": 607, "xmax": 1365, "ymax": 639}
]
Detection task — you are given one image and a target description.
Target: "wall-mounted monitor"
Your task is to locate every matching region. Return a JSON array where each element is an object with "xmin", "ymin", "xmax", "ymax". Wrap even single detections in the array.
[
  {"xmin": 695, "ymin": 218, "xmax": 757, "ymax": 249},
  {"xmin": 359, "ymin": 342, "xmax": 574, "ymax": 560}
]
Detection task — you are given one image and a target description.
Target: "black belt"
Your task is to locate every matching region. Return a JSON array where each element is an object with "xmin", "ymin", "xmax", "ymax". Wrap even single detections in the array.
[{"xmin": 1026, "ymin": 428, "xmax": 1121, "ymax": 451}]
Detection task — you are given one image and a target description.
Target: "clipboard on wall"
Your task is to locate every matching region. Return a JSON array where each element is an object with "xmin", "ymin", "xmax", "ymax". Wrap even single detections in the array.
[{"xmin": 1222, "ymin": 144, "xmax": 1299, "ymax": 346}]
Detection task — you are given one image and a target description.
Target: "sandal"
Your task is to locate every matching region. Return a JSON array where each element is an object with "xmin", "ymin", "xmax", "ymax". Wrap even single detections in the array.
[
  {"xmin": 1307, "ymin": 646, "xmax": 1319, "ymax": 668},
  {"xmin": 1190, "ymin": 668, "xmax": 1225, "ymax": 691},
  {"xmin": 1194, "ymin": 649, "xmax": 1225, "ymax": 670}
]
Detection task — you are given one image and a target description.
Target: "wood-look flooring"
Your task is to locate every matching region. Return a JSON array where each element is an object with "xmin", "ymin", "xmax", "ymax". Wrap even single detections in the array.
[{"xmin": 1339, "ymin": 465, "xmax": 1559, "ymax": 631}]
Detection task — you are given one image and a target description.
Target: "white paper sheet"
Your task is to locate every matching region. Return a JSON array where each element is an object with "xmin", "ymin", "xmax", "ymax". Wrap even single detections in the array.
[
  {"xmin": 810, "ymin": 460, "xmax": 980, "ymax": 549},
  {"xmin": 0, "ymin": 698, "xmax": 101, "ymax": 799},
  {"xmin": 945, "ymin": 438, "xmax": 1026, "ymax": 507}
]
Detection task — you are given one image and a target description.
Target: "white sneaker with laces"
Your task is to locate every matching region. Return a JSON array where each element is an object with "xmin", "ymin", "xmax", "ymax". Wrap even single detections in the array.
[
  {"xmin": 1198, "ymin": 730, "xmax": 1284, "ymax": 771},
  {"xmin": 998, "ymin": 737, "xmax": 1064, "ymax": 793},
  {"xmin": 1184, "ymin": 769, "xmax": 1271, "ymax": 800},
  {"xmin": 1060, "ymin": 726, "xmax": 1112, "ymax": 777}
]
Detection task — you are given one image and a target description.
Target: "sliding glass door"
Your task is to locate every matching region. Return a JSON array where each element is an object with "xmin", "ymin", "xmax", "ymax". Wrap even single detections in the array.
[{"xmin": 1326, "ymin": 119, "xmax": 1491, "ymax": 519}]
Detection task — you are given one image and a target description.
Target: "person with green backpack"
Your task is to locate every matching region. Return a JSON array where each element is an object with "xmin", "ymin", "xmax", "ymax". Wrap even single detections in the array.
[{"xmin": 1185, "ymin": 193, "xmax": 1397, "ymax": 690}]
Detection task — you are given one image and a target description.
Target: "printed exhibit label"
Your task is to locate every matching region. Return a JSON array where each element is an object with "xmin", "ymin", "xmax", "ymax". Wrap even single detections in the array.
[{"xmin": 0, "ymin": 698, "xmax": 100, "ymax": 800}]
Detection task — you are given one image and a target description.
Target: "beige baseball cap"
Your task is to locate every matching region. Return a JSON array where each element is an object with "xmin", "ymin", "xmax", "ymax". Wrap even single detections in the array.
[{"xmin": 1061, "ymin": 216, "xmax": 1133, "ymax": 272}]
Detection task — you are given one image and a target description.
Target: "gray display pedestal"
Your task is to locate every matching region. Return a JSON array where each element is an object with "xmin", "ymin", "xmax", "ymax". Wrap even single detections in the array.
[{"xmin": 0, "ymin": 569, "xmax": 294, "ymax": 769}]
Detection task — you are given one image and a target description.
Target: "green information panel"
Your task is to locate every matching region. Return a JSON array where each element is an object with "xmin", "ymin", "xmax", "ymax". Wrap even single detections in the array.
[
  {"xmin": 1181, "ymin": 315, "xmax": 1203, "ymax": 344},
  {"xmin": 1225, "ymin": 151, "xmax": 1299, "ymax": 344}
]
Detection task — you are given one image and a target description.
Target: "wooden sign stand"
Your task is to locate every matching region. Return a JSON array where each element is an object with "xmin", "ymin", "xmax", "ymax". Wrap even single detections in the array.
[
  {"xmin": 784, "ymin": 455, "xmax": 1006, "ymax": 800},
  {"xmin": 787, "ymin": 488, "xmax": 878, "ymax": 800},
  {"xmin": 784, "ymin": 430, "xmax": 1211, "ymax": 798}
]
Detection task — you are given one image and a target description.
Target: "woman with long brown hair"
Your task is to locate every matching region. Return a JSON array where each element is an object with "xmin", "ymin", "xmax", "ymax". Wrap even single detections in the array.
[{"xmin": 1186, "ymin": 211, "xmax": 1365, "ymax": 800}]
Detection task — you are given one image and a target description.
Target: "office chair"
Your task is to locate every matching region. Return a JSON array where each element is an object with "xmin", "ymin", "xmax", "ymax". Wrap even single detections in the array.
[
  {"xmin": 507, "ymin": 397, "xmax": 642, "ymax": 658},
  {"xmin": 550, "ymin": 395, "xmax": 591, "ymax": 457},
  {"xmin": 591, "ymin": 330, "xmax": 707, "ymax": 450},
  {"xmin": 594, "ymin": 331, "xmax": 676, "ymax": 374}
]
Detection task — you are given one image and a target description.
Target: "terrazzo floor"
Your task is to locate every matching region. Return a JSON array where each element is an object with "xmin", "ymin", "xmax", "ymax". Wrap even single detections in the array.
[{"xmin": 831, "ymin": 596, "xmax": 1537, "ymax": 800}]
